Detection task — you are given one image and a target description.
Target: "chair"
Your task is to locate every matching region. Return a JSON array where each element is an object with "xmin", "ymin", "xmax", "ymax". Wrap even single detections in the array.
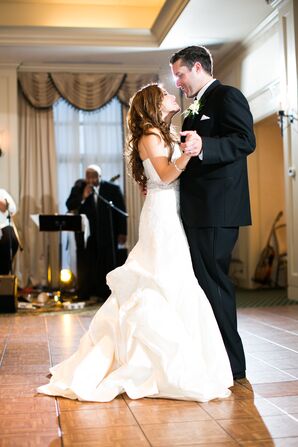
[{"xmin": 272, "ymin": 223, "xmax": 287, "ymax": 287}]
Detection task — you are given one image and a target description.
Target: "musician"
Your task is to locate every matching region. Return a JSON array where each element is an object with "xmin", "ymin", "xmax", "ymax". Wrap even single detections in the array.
[
  {"xmin": 66, "ymin": 165, "xmax": 127, "ymax": 301},
  {"xmin": 0, "ymin": 189, "xmax": 19, "ymax": 274}
]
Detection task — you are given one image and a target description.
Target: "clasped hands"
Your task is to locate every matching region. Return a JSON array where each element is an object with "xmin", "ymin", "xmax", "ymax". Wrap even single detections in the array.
[{"xmin": 180, "ymin": 130, "xmax": 202, "ymax": 157}]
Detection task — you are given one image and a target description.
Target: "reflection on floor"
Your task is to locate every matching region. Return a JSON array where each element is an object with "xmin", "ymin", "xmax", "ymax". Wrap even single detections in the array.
[{"xmin": 0, "ymin": 303, "xmax": 298, "ymax": 446}]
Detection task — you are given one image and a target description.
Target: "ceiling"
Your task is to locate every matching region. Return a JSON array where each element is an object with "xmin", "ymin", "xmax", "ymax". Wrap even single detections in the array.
[{"xmin": 0, "ymin": 0, "xmax": 275, "ymax": 72}]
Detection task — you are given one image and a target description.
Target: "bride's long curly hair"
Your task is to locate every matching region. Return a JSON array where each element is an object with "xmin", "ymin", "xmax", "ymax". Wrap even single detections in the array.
[{"xmin": 126, "ymin": 84, "xmax": 177, "ymax": 187}]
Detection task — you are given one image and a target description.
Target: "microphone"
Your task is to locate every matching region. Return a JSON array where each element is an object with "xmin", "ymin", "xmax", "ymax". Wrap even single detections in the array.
[
  {"xmin": 4, "ymin": 198, "xmax": 9, "ymax": 211},
  {"xmin": 110, "ymin": 174, "xmax": 120, "ymax": 182}
]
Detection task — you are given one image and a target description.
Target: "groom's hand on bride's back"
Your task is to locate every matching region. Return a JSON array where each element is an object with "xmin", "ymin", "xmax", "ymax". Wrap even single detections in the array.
[{"xmin": 180, "ymin": 130, "xmax": 202, "ymax": 157}]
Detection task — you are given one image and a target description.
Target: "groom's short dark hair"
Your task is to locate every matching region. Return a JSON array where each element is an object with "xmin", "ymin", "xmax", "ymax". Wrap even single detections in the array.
[{"xmin": 170, "ymin": 46, "xmax": 213, "ymax": 76}]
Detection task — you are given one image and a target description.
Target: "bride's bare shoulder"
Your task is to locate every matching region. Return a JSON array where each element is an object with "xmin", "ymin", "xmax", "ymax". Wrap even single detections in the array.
[
  {"xmin": 139, "ymin": 128, "xmax": 166, "ymax": 160},
  {"xmin": 140, "ymin": 128, "xmax": 162, "ymax": 143}
]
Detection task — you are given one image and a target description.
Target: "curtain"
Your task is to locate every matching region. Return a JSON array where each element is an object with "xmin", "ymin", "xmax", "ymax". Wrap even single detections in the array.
[
  {"xmin": 51, "ymin": 73, "xmax": 125, "ymax": 110},
  {"xmin": 54, "ymin": 97, "xmax": 124, "ymax": 274},
  {"xmin": 119, "ymin": 74, "xmax": 157, "ymax": 249},
  {"xmin": 18, "ymin": 72, "xmax": 60, "ymax": 108},
  {"xmin": 18, "ymin": 71, "xmax": 158, "ymax": 285},
  {"xmin": 81, "ymin": 97, "xmax": 124, "ymax": 185},
  {"xmin": 122, "ymin": 106, "xmax": 145, "ymax": 250},
  {"xmin": 19, "ymin": 72, "xmax": 157, "ymax": 112},
  {"xmin": 18, "ymin": 90, "xmax": 59, "ymax": 287},
  {"xmin": 118, "ymin": 73, "xmax": 154, "ymax": 106},
  {"xmin": 53, "ymin": 100, "xmax": 81, "ymax": 275}
]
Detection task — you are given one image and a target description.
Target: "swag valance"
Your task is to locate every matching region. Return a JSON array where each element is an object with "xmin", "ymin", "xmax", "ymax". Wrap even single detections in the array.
[{"xmin": 18, "ymin": 72, "xmax": 158, "ymax": 111}]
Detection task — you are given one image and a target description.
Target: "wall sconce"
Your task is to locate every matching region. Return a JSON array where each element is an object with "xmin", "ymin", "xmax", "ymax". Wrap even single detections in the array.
[{"xmin": 278, "ymin": 110, "xmax": 296, "ymax": 137}]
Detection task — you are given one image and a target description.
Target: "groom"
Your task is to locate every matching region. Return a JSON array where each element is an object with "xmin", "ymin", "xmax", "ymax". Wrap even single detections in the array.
[{"xmin": 170, "ymin": 46, "xmax": 256, "ymax": 380}]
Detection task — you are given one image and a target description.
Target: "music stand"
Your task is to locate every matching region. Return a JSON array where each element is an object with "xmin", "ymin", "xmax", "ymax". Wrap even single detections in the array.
[{"xmin": 39, "ymin": 214, "xmax": 83, "ymax": 293}]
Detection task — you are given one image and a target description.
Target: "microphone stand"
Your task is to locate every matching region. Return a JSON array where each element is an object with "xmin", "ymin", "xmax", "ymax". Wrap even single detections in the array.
[{"xmin": 93, "ymin": 189, "xmax": 128, "ymax": 269}]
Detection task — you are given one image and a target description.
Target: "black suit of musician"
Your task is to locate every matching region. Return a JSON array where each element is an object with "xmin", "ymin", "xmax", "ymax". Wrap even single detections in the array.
[
  {"xmin": 0, "ymin": 189, "xmax": 19, "ymax": 274},
  {"xmin": 66, "ymin": 165, "xmax": 127, "ymax": 301},
  {"xmin": 170, "ymin": 46, "xmax": 256, "ymax": 380}
]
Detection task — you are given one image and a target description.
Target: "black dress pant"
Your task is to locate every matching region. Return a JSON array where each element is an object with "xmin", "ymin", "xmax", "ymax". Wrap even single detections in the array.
[
  {"xmin": 183, "ymin": 225, "xmax": 246, "ymax": 377},
  {"xmin": 0, "ymin": 226, "xmax": 19, "ymax": 274}
]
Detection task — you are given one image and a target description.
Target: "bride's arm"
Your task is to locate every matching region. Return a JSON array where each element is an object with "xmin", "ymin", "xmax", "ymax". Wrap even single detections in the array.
[{"xmin": 139, "ymin": 133, "xmax": 191, "ymax": 184}]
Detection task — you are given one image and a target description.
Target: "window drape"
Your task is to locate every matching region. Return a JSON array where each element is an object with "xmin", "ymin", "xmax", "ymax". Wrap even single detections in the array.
[
  {"xmin": 18, "ymin": 72, "xmax": 157, "ymax": 111},
  {"xmin": 17, "ymin": 71, "xmax": 158, "ymax": 286},
  {"xmin": 54, "ymin": 97, "xmax": 124, "ymax": 274},
  {"xmin": 18, "ymin": 90, "xmax": 59, "ymax": 288}
]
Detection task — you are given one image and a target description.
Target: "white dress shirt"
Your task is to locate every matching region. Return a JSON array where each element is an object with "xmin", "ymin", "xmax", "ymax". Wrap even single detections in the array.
[
  {"xmin": 93, "ymin": 184, "xmax": 100, "ymax": 203},
  {"xmin": 0, "ymin": 189, "xmax": 17, "ymax": 230},
  {"xmin": 196, "ymin": 78, "xmax": 216, "ymax": 102}
]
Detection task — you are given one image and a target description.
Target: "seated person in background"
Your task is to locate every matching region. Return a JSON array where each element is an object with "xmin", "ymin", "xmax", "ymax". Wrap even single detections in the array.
[
  {"xmin": 66, "ymin": 165, "xmax": 127, "ymax": 301},
  {"xmin": 0, "ymin": 189, "xmax": 19, "ymax": 274}
]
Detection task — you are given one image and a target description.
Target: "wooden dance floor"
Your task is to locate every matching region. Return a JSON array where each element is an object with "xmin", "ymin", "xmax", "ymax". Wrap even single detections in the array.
[{"xmin": 0, "ymin": 304, "xmax": 298, "ymax": 446}]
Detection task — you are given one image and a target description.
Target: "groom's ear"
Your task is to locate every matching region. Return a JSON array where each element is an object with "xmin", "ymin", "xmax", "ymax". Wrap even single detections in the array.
[{"xmin": 194, "ymin": 62, "xmax": 202, "ymax": 73}]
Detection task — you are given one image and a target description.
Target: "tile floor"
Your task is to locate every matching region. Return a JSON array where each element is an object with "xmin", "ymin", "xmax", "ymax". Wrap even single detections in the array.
[{"xmin": 0, "ymin": 304, "xmax": 298, "ymax": 446}]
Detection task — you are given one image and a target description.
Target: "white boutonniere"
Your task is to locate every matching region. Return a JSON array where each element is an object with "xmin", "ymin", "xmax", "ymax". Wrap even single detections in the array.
[{"xmin": 182, "ymin": 98, "xmax": 202, "ymax": 119}]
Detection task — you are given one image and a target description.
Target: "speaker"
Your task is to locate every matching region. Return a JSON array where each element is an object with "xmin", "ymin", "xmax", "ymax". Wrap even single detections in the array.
[{"xmin": 0, "ymin": 275, "xmax": 18, "ymax": 313}]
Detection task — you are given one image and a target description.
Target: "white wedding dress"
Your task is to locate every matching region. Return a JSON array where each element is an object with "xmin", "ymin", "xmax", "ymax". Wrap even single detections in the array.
[{"xmin": 38, "ymin": 152, "xmax": 233, "ymax": 402}]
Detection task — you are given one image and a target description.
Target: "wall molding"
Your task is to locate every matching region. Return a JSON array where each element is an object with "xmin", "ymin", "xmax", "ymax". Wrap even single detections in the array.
[
  {"xmin": 0, "ymin": 26, "xmax": 157, "ymax": 48},
  {"xmin": 17, "ymin": 62, "xmax": 162, "ymax": 73},
  {"xmin": 0, "ymin": 0, "xmax": 189, "ymax": 49},
  {"xmin": 247, "ymin": 79, "xmax": 280, "ymax": 103},
  {"xmin": 0, "ymin": 62, "xmax": 19, "ymax": 70},
  {"xmin": 151, "ymin": 0, "xmax": 189, "ymax": 45},
  {"xmin": 217, "ymin": 8, "xmax": 279, "ymax": 74},
  {"xmin": 248, "ymin": 79, "xmax": 280, "ymax": 123}
]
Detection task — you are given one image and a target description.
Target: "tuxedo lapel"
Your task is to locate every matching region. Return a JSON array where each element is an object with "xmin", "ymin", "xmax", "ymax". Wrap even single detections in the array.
[
  {"xmin": 182, "ymin": 80, "xmax": 221, "ymax": 132},
  {"xmin": 182, "ymin": 113, "xmax": 196, "ymax": 131}
]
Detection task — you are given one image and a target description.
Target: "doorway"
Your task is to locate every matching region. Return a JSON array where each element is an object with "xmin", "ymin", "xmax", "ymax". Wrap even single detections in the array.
[
  {"xmin": 230, "ymin": 113, "xmax": 287, "ymax": 289},
  {"xmin": 251, "ymin": 114, "xmax": 286, "ymax": 288}
]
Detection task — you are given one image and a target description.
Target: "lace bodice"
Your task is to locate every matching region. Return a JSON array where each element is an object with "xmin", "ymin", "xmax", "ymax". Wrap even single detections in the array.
[{"xmin": 143, "ymin": 159, "xmax": 179, "ymax": 191}]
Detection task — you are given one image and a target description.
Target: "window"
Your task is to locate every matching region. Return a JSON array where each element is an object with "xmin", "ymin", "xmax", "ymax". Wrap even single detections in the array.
[{"xmin": 54, "ymin": 97, "xmax": 124, "ymax": 273}]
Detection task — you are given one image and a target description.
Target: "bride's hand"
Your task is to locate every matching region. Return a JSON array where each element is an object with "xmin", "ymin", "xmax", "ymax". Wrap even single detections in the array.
[{"xmin": 180, "ymin": 130, "xmax": 202, "ymax": 157}]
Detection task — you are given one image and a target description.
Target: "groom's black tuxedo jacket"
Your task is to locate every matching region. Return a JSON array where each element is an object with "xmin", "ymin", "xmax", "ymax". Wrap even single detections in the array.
[{"xmin": 181, "ymin": 80, "xmax": 256, "ymax": 227}]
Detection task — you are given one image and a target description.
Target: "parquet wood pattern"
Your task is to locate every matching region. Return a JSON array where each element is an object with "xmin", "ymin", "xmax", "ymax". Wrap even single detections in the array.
[{"xmin": 0, "ymin": 305, "xmax": 297, "ymax": 446}]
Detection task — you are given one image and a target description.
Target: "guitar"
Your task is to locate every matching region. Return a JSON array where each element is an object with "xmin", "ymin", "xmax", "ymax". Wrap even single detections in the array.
[{"xmin": 253, "ymin": 211, "xmax": 283, "ymax": 285}]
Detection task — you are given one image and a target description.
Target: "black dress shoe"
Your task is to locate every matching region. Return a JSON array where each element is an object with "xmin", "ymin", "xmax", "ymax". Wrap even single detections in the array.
[{"xmin": 233, "ymin": 372, "xmax": 246, "ymax": 380}]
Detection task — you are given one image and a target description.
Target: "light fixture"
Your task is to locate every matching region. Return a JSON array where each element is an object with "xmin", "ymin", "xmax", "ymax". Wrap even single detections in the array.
[
  {"xmin": 278, "ymin": 110, "xmax": 296, "ymax": 137},
  {"xmin": 53, "ymin": 291, "xmax": 63, "ymax": 304},
  {"xmin": 60, "ymin": 268, "xmax": 73, "ymax": 284}
]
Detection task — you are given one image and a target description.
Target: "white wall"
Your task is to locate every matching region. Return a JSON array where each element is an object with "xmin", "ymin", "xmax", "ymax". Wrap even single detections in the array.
[
  {"xmin": 217, "ymin": 1, "xmax": 298, "ymax": 298},
  {"xmin": 216, "ymin": 14, "xmax": 283, "ymax": 288}
]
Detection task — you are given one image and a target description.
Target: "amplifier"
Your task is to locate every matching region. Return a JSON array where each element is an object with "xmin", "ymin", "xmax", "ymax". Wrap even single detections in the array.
[{"xmin": 0, "ymin": 275, "xmax": 18, "ymax": 313}]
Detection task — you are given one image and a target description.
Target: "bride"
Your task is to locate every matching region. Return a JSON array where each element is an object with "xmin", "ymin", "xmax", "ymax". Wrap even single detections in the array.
[{"xmin": 38, "ymin": 84, "xmax": 233, "ymax": 402}]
